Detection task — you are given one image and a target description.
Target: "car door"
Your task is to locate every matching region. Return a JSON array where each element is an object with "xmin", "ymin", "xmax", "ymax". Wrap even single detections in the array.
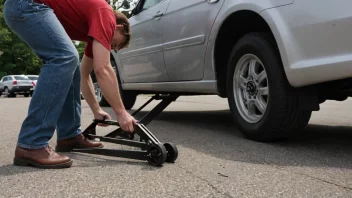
[
  {"xmin": 161, "ymin": 0, "xmax": 224, "ymax": 81},
  {"xmin": 3, "ymin": 77, "xmax": 9, "ymax": 87},
  {"xmin": 118, "ymin": 0, "xmax": 170, "ymax": 83},
  {"xmin": 1, "ymin": 77, "xmax": 10, "ymax": 90},
  {"xmin": 5, "ymin": 76, "xmax": 13, "ymax": 89}
]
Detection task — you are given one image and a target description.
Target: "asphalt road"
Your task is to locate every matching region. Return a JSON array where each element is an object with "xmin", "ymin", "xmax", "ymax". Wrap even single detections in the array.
[{"xmin": 0, "ymin": 95, "xmax": 351, "ymax": 198}]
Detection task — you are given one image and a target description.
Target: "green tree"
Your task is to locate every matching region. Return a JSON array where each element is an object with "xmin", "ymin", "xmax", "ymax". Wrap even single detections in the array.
[
  {"xmin": 0, "ymin": 0, "xmax": 130, "ymax": 79},
  {"xmin": 73, "ymin": 41, "xmax": 86, "ymax": 60}
]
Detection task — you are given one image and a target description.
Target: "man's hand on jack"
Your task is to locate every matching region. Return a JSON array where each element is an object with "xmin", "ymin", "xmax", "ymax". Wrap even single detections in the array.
[
  {"xmin": 116, "ymin": 110, "xmax": 137, "ymax": 133},
  {"xmin": 94, "ymin": 109, "xmax": 111, "ymax": 127}
]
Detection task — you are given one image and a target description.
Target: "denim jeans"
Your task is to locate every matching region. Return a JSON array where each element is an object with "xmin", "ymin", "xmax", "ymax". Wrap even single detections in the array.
[{"xmin": 3, "ymin": 0, "xmax": 82, "ymax": 149}]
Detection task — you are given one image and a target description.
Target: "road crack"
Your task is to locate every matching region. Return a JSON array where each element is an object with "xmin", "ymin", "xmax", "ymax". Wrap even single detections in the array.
[
  {"xmin": 272, "ymin": 165, "xmax": 352, "ymax": 191},
  {"xmin": 244, "ymin": 155, "xmax": 352, "ymax": 191},
  {"xmin": 176, "ymin": 164, "xmax": 233, "ymax": 198}
]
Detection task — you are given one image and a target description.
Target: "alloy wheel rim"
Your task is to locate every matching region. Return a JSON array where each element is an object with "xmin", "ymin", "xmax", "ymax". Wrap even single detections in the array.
[{"xmin": 233, "ymin": 54, "xmax": 269, "ymax": 123}]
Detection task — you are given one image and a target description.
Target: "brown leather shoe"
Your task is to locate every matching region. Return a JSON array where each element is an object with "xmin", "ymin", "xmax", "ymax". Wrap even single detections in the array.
[
  {"xmin": 14, "ymin": 146, "xmax": 72, "ymax": 169},
  {"xmin": 55, "ymin": 133, "xmax": 103, "ymax": 152}
]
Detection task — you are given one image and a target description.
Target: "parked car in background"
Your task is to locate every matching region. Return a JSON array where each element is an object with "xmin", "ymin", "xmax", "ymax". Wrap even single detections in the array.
[
  {"xmin": 26, "ymin": 75, "xmax": 39, "ymax": 95},
  {"xmin": 92, "ymin": 0, "xmax": 352, "ymax": 142},
  {"xmin": 0, "ymin": 75, "xmax": 33, "ymax": 97},
  {"xmin": 26, "ymin": 75, "xmax": 38, "ymax": 84}
]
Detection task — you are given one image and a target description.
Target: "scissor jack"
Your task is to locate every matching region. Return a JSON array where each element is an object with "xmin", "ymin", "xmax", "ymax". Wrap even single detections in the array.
[{"xmin": 72, "ymin": 94, "xmax": 180, "ymax": 166}]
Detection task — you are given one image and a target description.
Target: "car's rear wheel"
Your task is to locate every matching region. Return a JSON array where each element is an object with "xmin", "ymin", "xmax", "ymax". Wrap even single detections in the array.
[
  {"xmin": 226, "ymin": 32, "xmax": 312, "ymax": 142},
  {"xmin": 4, "ymin": 87, "xmax": 15, "ymax": 98},
  {"xmin": 92, "ymin": 57, "xmax": 137, "ymax": 110},
  {"xmin": 4, "ymin": 87, "xmax": 9, "ymax": 96}
]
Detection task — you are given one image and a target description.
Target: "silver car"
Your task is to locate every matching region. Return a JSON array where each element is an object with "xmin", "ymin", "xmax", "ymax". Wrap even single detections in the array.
[
  {"xmin": 26, "ymin": 75, "xmax": 39, "ymax": 86},
  {"xmin": 92, "ymin": 0, "xmax": 352, "ymax": 142},
  {"xmin": 0, "ymin": 75, "xmax": 33, "ymax": 97},
  {"xmin": 26, "ymin": 75, "xmax": 39, "ymax": 94}
]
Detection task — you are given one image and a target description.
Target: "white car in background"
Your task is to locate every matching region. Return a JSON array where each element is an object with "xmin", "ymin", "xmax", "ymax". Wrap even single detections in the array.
[
  {"xmin": 26, "ymin": 75, "xmax": 38, "ymax": 86},
  {"xmin": 0, "ymin": 75, "xmax": 33, "ymax": 97},
  {"xmin": 26, "ymin": 75, "xmax": 39, "ymax": 95}
]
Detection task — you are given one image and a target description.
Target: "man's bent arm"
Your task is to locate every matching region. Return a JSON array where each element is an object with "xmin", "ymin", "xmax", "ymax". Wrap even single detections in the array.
[
  {"xmin": 91, "ymin": 39, "xmax": 126, "ymax": 115},
  {"xmin": 80, "ymin": 54, "xmax": 101, "ymax": 115}
]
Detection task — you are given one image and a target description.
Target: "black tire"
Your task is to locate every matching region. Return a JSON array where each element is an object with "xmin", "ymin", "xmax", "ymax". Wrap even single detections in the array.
[
  {"xmin": 119, "ymin": 86, "xmax": 137, "ymax": 110},
  {"xmin": 91, "ymin": 57, "xmax": 137, "ymax": 109},
  {"xmin": 5, "ymin": 87, "xmax": 15, "ymax": 98},
  {"xmin": 147, "ymin": 143, "xmax": 167, "ymax": 166},
  {"xmin": 114, "ymin": 60, "xmax": 137, "ymax": 110},
  {"xmin": 164, "ymin": 142, "xmax": 178, "ymax": 163},
  {"xmin": 4, "ymin": 87, "xmax": 9, "ymax": 97},
  {"xmin": 24, "ymin": 93, "xmax": 30, "ymax": 97},
  {"xmin": 226, "ymin": 32, "xmax": 312, "ymax": 142}
]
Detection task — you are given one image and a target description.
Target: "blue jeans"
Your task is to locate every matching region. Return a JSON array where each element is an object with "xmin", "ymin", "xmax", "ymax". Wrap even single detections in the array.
[{"xmin": 3, "ymin": 0, "xmax": 82, "ymax": 149}]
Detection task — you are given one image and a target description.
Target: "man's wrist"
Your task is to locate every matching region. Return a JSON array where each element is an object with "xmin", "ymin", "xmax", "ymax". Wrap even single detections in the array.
[
  {"xmin": 92, "ymin": 105, "xmax": 102, "ymax": 115},
  {"xmin": 114, "ymin": 107, "xmax": 126, "ymax": 116}
]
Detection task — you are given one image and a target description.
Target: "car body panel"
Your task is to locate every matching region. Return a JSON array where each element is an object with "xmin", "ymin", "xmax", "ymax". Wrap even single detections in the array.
[
  {"xmin": 260, "ymin": 0, "xmax": 352, "ymax": 87},
  {"xmin": 117, "ymin": 0, "xmax": 295, "ymax": 93},
  {"xmin": 161, "ymin": 0, "xmax": 225, "ymax": 81},
  {"xmin": 116, "ymin": 0, "xmax": 352, "ymax": 94},
  {"xmin": 118, "ymin": 0, "xmax": 171, "ymax": 83},
  {"xmin": 203, "ymin": 0, "xmax": 294, "ymax": 82}
]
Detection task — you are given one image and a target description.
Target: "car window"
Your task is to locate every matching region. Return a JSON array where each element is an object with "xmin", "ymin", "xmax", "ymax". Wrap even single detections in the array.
[
  {"xmin": 14, "ymin": 76, "xmax": 29, "ymax": 80},
  {"xmin": 142, "ymin": 0, "xmax": 162, "ymax": 10},
  {"xmin": 3, "ymin": 77, "xmax": 9, "ymax": 81},
  {"xmin": 28, "ymin": 76, "xmax": 38, "ymax": 80}
]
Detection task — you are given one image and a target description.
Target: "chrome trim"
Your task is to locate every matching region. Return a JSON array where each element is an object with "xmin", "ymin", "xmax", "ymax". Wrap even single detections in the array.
[
  {"xmin": 120, "ymin": 44, "xmax": 163, "ymax": 58},
  {"xmin": 163, "ymin": 35, "xmax": 206, "ymax": 51}
]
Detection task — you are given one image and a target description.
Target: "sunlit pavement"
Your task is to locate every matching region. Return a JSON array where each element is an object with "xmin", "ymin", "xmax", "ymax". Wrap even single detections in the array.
[{"xmin": 0, "ymin": 96, "xmax": 351, "ymax": 197}]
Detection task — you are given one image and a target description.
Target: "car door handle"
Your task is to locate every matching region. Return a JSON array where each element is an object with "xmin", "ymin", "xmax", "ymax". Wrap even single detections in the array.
[
  {"xmin": 153, "ymin": 11, "xmax": 164, "ymax": 18},
  {"xmin": 207, "ymin": 0, "xmax": 219, "ymax": 3}
]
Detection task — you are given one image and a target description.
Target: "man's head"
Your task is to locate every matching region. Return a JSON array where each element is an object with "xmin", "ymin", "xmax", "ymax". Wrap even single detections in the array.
[{"xmin": 111, "ymin": 10, "xmax": 131, "ymax": 52}]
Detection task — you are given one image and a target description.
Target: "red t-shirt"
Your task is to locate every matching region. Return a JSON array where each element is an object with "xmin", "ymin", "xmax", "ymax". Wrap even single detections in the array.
[{"xmin": 37, "ymin": 0, "xmax": 116, "ymax": 58}]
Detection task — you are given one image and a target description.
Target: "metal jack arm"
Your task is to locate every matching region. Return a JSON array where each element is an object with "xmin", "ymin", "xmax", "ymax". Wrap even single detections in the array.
[{"xmin": 73, "ymin": 94, "xmax": 180, "ymax": 166}]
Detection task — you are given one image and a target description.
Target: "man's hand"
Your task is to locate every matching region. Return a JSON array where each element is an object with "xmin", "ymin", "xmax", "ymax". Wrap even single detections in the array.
[
  {"xmin": 94, "ymin": 109, "xmax": 111, "ymax": 127},
  {"xmin": 116, "ymin": 110, "xmax": 138, "ymax": 132}
]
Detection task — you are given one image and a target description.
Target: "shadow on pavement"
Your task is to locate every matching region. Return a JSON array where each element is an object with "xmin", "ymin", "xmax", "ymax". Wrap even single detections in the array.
[
  {"xmin": 65, "ymin": 152, "xmax": 161, "ymax": 171},
  {"xmin": 130, "ymin": 109, "xmax": 352, "ymax": 170},
  {"xmin": 0, "ymin": 152, "xmax": 158, "ymax": 176}
]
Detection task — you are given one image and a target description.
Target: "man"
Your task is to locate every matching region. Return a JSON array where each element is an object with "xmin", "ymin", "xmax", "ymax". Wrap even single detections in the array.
[{"xmin": 3, "ymin": 0, "xmax": 137, "ymax": 169}]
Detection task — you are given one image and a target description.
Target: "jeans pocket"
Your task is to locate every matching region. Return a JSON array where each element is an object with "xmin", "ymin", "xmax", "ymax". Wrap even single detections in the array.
[
  {"xmin": 7, "ymin": 0, "xmax": 28, "ymax": 21},
  {"xmin": 8, "ymin": 0, "xmax": 49, "ymax": 21}
]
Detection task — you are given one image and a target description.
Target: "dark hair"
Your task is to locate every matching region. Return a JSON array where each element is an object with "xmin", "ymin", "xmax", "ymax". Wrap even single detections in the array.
[{"xmin": 113, "ymin": 10, "xmax": 131, "ymax": 48}]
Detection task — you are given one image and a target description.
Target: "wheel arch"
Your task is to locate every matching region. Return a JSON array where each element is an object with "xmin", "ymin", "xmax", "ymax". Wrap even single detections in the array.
[{"xmin": 213, "ymin": 10, "xmax": 284, "ymax": 97}]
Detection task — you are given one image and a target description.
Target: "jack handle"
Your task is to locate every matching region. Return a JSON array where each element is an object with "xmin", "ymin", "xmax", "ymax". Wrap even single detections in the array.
[{"xmin": 87, "ymin": 116, "xmax": 136, "ymax": 140}]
